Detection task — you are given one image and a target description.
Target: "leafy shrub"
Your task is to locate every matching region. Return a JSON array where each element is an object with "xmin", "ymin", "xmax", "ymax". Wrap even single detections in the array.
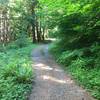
[
  {"xmin": 6, "ymin": 42, "xmax": 18, "ymax": 49},
  {"xmin": 0, "ymin": 44, "xmax": 6, "ymax": 52},
  {"xmin": 15, "ymin": 33, "xmax": 29, "ymax": 48},
  {"xmin": 0, "ymin": 44, "xmax": 36, "ymax": 100},
  {"xmin": 50, "ymin": 43, "xmax": 100, "ymax": 100},
  {"xmin": 68, "ymin": 62, "xmax": 100, "ymax": 99},
  {"xmin": 6, "ymin": 34, "xmax": 30, "ymax": 49},
  {"xmin": 15, "ymin": 62, "xmax": 33, "ymax": 83},
  {"xmin": 57, "ymin": 50, "xmax": 83, "ymax": 65}
]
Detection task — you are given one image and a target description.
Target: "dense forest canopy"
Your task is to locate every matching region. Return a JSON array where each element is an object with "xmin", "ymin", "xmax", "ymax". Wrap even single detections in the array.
[{"xmin": 0, "ymin": 0, "xmax": 99, "ymax": 45}]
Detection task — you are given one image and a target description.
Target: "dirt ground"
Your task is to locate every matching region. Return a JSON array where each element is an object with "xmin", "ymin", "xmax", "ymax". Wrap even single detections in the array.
[{"xmin": 29, "ymin": 44, "xmax": 94, "ymax": 100}]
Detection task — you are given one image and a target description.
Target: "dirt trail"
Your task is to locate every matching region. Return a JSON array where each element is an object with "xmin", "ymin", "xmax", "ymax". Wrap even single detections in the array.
[{"xmin": 29, "ymin": 44, "xmax": 94, "ymax": 100}]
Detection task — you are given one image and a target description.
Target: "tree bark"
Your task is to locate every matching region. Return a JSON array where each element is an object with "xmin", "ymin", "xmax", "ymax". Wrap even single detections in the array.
[
  {"xmin": 31, "ymin": 2, "xmax": 36, "ymax": 43},
  {"xmin": 36, "ymin": 16, "xmax": 41, "ymax": 42}
]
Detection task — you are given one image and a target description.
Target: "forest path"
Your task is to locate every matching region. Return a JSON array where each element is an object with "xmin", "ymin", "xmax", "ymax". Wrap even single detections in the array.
[{"xmin": 29, "ymin": 44, "xmax": 94, "ymax": 100}]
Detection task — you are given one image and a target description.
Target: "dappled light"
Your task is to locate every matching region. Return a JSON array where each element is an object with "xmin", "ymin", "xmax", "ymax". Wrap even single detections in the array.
[
  {"xmin": 41, "ymin": 75, "xmax": 73, "ymax": 84},
  {"xmin": 34, "ymin": 63, "xmax": 63, "ymax": 72},
  {"xmin": 34, "ymin": 63, "xmax": 53, "ymax": 71},
  {"xmin": 30, "ymin": 44, "xmax": 95, "ymax": 100},
  {"xmin": 41, "ymin": 75, "xmax": 67, "ymax": 84},
  {"xmin": 33, "ymin": 62, "xmax": 74, "ymax": 84}
]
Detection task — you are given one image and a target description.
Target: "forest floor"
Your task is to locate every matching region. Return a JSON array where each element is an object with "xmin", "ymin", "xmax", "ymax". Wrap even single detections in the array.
[{"xmin": 29, "ymin": 44, "xmax": 94, "ymax": 100}]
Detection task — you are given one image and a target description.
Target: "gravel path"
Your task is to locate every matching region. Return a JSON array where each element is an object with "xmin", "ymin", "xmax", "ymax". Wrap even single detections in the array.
[{"xmin": 29, "ymin": 44, "xmax": 94, "ymax": 100}]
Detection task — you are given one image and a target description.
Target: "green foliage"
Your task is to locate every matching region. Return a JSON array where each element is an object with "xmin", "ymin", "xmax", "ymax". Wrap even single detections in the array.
[
  {"xmin": 47, "ymin": 0, "xmax": 100, "ymax": 99},
  {"xmin": 68, "ymin": 61, "xmax": 100, "ymax": 99},
  {"xmin": 1, "ymin": 0, "xmax": 100, "ymax": 99},
  {"xmin": 0, "ymin": 44, "xmax": 36, "ymax": 100},
  {"xmin": 50, "ymin": 43, "xmax": 100, "ymax": 100},
  {"xmin": 6, "ymin": 36, "xmax": 31, "ymax": 49},
  {"xmin": 0, "ymin": 44, "xmax": 6, "ymax": 52},
  {"xmin": 57, "ymin": 50, "xmax": 83, "ymax": 66},
  {"xmin": 0, "ymin": 0, "xmax": 9, "ymax": 5},
  {"xmin": 15, "ymin": 33, "xmax": 30, "ymax": 48}
]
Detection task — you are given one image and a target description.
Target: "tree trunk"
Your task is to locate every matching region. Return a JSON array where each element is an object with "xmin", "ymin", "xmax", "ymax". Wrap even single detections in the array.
[
  {"xmin": 31, "ymin": 3, "xmax": 36, "ymax": 43},
  {"xmin": 36, "ymin": 17, "xmax": 41, "ymax": 42},
  {"xmin": 42, "ymin": 27, "xmax": 45, "ymax": 41}
]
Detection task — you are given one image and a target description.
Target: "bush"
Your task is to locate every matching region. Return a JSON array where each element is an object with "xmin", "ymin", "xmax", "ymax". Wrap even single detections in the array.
[
  {"xmin": 6, "ymin": 42, "xmax": 18, "ymax": 49},
  {"xmin": 15, "ymin": 61, "xmax": 33, "ymax": 83},
  {"xmin": 15, "ymin": 33, "xmax": 29, "ymax": 48},
  {"xmin": 68, "ymin": 62, "xmax": 100, "ymax": 99},
  {"xmin": 50, "ymin": 42, "xmax": 100, "ymax": 100},
  {"xmin": 0, "ymin": 44, "xmax": 6, "ymax": 52},
  {"xmin": 6, "ymin": 34, "xmax": 30, "ymax": 49},
  {"xmin": 0, "ymin": 44, "xmax": 36, "ymax": 100},
  {"xmin": 57, "ymin": 50, "xmax": 83, "ymax": 65}
]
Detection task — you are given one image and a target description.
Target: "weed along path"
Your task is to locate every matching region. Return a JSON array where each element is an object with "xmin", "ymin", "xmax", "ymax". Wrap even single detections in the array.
[{"xmin": 29, "ymin": 44, "xmax": 94, "ymax": 100}]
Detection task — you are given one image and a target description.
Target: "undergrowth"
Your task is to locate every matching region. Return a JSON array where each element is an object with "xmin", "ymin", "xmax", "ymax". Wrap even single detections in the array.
[
  {"xmin": 50, "ymin": 42, "xmax": 100, "ymax": 100},
  {"xmin": 0, "ymin": 44, "xmax": 36, "ymax": 100}
]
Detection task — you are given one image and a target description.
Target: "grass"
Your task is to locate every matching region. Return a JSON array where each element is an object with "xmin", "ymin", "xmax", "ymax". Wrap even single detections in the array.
[{"xmin": 0, "ymin": 44, "xmax": 36, "ymax": 100}]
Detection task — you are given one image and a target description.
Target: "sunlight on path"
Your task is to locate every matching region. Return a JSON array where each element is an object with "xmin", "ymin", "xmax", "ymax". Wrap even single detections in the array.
[
  {"xmin": 41, "ymin": 75, "xmax": 70, "ymax": 84},
  {"xmin": 29, "ymin": 45, "xmax": 94, "ymax": 100}
]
